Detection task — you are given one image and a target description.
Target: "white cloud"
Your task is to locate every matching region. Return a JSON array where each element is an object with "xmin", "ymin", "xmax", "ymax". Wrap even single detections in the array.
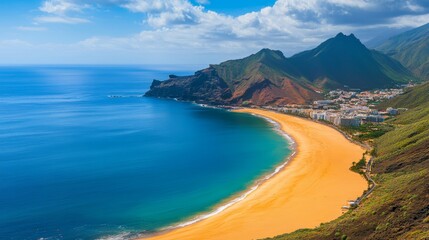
[
  {"xmin": 34, "ymin": 0, "xmax": 429, "ymax": 31},
  {"xmin": 7, "ymin": 0, "xmax": 428, "ymax": 64},
  {"xmin": 39, "ymin": 0, "xmax": 86, "ymax": 14},
  {"xmin": 404, "ymin": 0, "xmax": 424, "ymax": 12},
  {"xmin": 35, "ymin": 16, "xmax": 89, "ymax": 24},
  {"xmin": 16, "ymin": 26, "xmax": 47, "ymax": 31},
  {"xmin": 121, "ymin": 0, "xmax": 219, "ymax": 27},
  {"xmin": 72, "ymin": 0, "xmax": 427, "ymax": 60},
  {"xmin": 37, "ymin": 0, "xmax": 90, "ymax": 24},
  {"xmin": 195, "ymin": 0, "xmax": 209, "ymax": 5},
  {"xmin": 122, "ymin": 0, "xmax": 174, "ymax": 13},
  {"xmin": 388, "ymin": 13, "xmax": 429, "ymax": 28},
  {"xmin": 115, "ymin": 0, "xmax": 374, "ymax": 39},
  {"xmin": 0, "ymin": 39, "xmax": 34, "ymax": 47},
  {"xmin": 326, "ymin": 0, "xmax": 371, "ymax": 8}
]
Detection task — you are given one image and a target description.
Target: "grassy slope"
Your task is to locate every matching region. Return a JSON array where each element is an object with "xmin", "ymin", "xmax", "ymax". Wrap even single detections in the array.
[
  {"xmin": 371, "ymin": 50, "xmax": 418, "ymax": 84},
  {"xmin": 378, "ymin": 82, "xmax": 429, "ymax": 110},
  {"xmin": 267, "ymin": 85, "xmax": 429, "ymax": 240},
  {"xmin": 376, "ymin": 23, "xmax": 429, "ymax": 80}
]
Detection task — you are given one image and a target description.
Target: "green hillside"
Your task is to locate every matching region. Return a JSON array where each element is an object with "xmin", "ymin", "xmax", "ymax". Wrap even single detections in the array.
[
  {"xmin": 212, "ymin": 48, "xmax": 304, "ymax": 90},
  {"xmin": 376, "ymin": 23, "xmax": 429, "ymax": 80},
  {"xmin": 378, "ymin": 82, "xmax": 429, "ymax": 109},
  {"xmin": 268, "ymin": 84, "xmax": 429, "ymax": 240}
]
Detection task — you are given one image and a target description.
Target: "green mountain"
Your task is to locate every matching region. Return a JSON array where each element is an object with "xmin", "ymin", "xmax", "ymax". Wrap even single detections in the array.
[
  {"xmin": 211, "ymin": 49, "xmax": 321, "ymax": 105},
  {"xmin": 290, "ymin": 33, "xmax": 417, "ymax": 90},
  {"xmin": 145, "ymin": 48, "xmax": 322, "ymax": 106},
  {"xmin": 269, "ymin": 84, "xmax": 429, "ymax": 240},
  {"xmin": 376, "ymin": 23, "xmax": 429, "ymax": 80},
  {"xmin": 145, "ymin": 33, "xmax": 417, "ymax": 106}
]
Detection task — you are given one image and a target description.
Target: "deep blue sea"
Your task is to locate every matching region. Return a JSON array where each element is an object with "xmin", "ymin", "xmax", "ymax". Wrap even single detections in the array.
[{"xmin": 0, "ymin": 66, "xmax": 291, "ymax": 240}]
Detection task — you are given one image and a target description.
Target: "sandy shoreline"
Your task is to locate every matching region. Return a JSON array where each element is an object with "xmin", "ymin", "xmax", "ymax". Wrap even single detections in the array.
[{"xmin": 144, "ymin": 108, "xmax": 367, "ymax": 240}]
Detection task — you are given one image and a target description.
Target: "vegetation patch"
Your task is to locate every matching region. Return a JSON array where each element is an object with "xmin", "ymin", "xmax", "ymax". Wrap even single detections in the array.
[
  {"xmin": 341, "ymin": 123, "xmax": 394, "ymax": 142},
  {"xmin": 350, "ymin": 157, "xmax": 366, "ymax": 174}
]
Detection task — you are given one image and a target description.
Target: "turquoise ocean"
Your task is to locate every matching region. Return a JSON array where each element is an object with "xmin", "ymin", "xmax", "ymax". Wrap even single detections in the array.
[{"xmin": 0, "ymin": 66, "xmax": 291, "ymax": 240}]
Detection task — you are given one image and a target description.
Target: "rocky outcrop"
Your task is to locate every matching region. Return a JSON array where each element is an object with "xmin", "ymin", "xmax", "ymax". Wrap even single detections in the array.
[{"xmin": 145, "ymin": 68, "xmax": 233, "ymax": 104}]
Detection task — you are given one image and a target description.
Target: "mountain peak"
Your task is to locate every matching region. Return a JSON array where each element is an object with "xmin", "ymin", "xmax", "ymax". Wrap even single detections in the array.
[
  {"xmin": 335, "ymin": 32, "xmax": 346, "ymax": 38},
  {"xmin": 254, "ymin": 48, "xmax": 286, "ymax": 60},
  {"xmin": 289, "ymin": 32, "xmax": 416, "ymax": 90},
  {"xmin": 334, "ymin": 32, "xmax": 359, "ymax": 41},
  {"xmin": 258, "ymin": 48, "xmax": 278, "ymax": 53},
  {"xmin": 325, "ymin": 32, "xmax": 365, "ymax": 51}
]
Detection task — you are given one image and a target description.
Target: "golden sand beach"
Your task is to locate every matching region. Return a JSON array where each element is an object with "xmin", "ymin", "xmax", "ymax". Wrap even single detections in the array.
[{"xmin": 145, "ymin": 108, "xmax": 367, "ymax": 240}]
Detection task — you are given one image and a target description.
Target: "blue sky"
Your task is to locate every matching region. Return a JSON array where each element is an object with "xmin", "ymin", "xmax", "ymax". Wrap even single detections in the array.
[{"xmin": 1, "ymin": 0, "xmax": 429, "ymax": 64}]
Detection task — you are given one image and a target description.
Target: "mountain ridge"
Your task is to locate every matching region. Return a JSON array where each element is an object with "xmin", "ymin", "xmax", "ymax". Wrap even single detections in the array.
[
  {"xmin": 145, "ymin": 33, "xmax": 418, "ymax": 106},
  {"xmin": 375, "ymin": 23, "xmax": 429, "ymax": 80}
]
